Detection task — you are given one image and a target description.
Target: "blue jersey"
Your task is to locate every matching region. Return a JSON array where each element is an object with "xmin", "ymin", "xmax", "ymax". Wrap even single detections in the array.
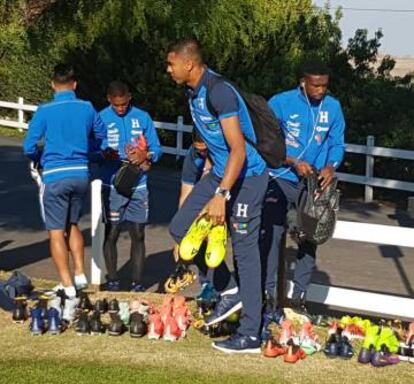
[
  {"xmin": 187, "ymin": 68, "xmax": 266, "ymax": 179},
  {"xmin": 268, "ymin": 87, "xmax": 345, "ymax": 183},
  {"xmin": 99, "ymin": 105, "xmax": 162, "ymax": 190},
  {"xmin": 23, "ymin": 90, "xmax": 107, "ymax": 184},
  {"xmin": 181, "ymin": 146, "xmax": 207, "ymax": 185}
]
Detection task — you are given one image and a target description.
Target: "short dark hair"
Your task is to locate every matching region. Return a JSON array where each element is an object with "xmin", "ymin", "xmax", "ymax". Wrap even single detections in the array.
[
  {"xmin": 192, "ymin": 129, "xmax": 204, "ymax": 143},
  {"xmin": 300, "ymin": 59, "xmax": 330, "ymax": 77},
  {"xmin": 107, "ymin": 81, "xmax": 130, "ymax": 97},
  {"xmin": 53, "ymin": 64, "xmax": 76, "ymax": 84},
  {"xmin": 168, "ymin": 38, "xmax": 203, "ymax": 64}
]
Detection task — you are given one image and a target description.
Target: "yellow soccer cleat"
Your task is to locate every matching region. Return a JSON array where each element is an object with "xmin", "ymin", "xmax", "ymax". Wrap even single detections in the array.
[
  {"xmin": 205, "ymin": 224, "xmax": 227, "ymax": 269},
  {"xmin": 179, "ymin": 216, "xmax": 212, "ymax": 261}
]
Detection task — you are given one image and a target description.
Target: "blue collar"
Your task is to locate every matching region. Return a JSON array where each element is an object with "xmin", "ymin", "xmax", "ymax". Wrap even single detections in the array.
[{"xmin": 53, "ymin": 90, "xmax": 76, "ymax": 101}]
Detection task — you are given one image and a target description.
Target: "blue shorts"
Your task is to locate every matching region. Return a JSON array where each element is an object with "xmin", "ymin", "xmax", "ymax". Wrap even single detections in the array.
[
  {"xmin": 43, "ymin": 177, "xmax": 89, "ymax": 230},
  {"xmin": 103, "ymin": 186, "xmax": 149, "ymax": 224}
]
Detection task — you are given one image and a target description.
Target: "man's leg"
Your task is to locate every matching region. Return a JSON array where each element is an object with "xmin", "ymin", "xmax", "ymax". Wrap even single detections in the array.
[
  {"xmin": 292, "ymin": 241, "xmax": 317, "ymax": 301},
  {"xmin": 260, "ymin": 178, "xmax": 288, "ymax": 301},
  {"xmin": 49, "ymin": 229, "xmax": 72, "ymax": 287},
  {"xmin": 67, "ymin": 178, "xmax": 89, "ymax": 289},
  {"xmin": 102, "ymin": 187, "xmax": 128, "ymax": 289},
  {"xmin": 212, "ymin": 172, "xmax": 268, "ymax": 353}
]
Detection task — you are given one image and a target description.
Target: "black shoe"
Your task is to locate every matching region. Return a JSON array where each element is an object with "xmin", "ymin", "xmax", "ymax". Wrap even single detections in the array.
[
  {"xmin": 90, "ymin": 310, "xmax": 104, "ymax": 335},
  {"xmin": 108, "ymin": 313, "xmax": 123, "ymax": 336},
  {"xmin": 338, "ymin": 336, "xmax": 354, "ymax": 359},
  {"xmin": 108, "ymin": 298, "xmax": 120, "ymax": 314},
  {"xmin": 75, "ymin": 312, "xmax": 91, "ymax": 336},
  {"xmin": 94, "ymin": 299, "xmax": 108, "ymax": 314},
  {"xmin": 324, "ymin": 331, "xmax": 341, "ymax": 358},
  {"xmin": 77, "ymin": 292, "xmax": 93, "ymax": 313},
  {"xmin": 130, "ymin": 312, "xmax": 147, "ymax": 338},
  {"xmin": 12, "ymin": 298, "xmax": 28, "ymax": 323}
]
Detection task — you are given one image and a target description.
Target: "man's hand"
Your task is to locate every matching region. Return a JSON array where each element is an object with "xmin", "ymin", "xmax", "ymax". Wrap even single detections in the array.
[
  {"xmin": 295, "ymin": 160, "xmax": 313, "ymax": 177},
  {"xmin": 139, "ymin": 160, "xmax": 152, "ymax": 172},
  {"xmin": 318, "ymin": 164, "xmax": 335, "ymax": 190},
  {"xmin": 126, "ymin": 145, "xmax": 147, "ymax": 165},
  {"xmin": 203, "ymin": 195, "xmax": 226, "ymax": 225}
]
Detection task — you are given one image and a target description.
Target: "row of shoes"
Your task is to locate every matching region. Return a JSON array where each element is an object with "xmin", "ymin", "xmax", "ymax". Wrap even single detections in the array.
[
  {"xmin": 179, "ymin": 216, "xmax": 227, "ymax": 269},
  {"xmin": 12, "ymin": 294, "xmax": 78, "ymax": 335}
]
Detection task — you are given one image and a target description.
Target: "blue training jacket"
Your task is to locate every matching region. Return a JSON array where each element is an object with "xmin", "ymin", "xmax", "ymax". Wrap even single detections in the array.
[
  {"xmin": 23, "ymin": 90, "xmax": 107, "ymax": 184},
  {"xmin": 99, "ymin": 105, "xmax": 162, "ymax": 191},
  {"xmin": 268, "ymin": 87, "xmax": 346, "ymax": 183}
]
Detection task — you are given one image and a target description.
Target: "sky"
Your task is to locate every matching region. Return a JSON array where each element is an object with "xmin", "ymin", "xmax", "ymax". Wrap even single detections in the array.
[{"xmin": 313, "ymin": 0, "xmax": 414, "ymax": 56}]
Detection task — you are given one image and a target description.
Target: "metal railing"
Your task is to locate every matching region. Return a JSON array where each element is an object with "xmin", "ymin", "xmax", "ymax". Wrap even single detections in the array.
[{"xmin": 1, "ymin": 97, "xmax": 413, "ymax": 202}]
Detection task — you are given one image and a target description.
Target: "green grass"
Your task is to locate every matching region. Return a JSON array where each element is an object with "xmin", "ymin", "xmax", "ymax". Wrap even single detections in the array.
[{"xmin": 0, "ymin": 126, "xmax": 25, "ymax": 139}]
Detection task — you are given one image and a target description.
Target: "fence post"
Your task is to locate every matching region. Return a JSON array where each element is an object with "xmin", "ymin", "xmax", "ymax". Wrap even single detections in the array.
[
  {"xmin": 18, "ymin": 97, "xmax": 24, "ymax": 132},
  {"xmin": 365, "ymin": 135, "xmax": 375, "ymax": 203},
  {"xmin": 91, "ymin": 179, "xmax": 105, "ymax": 288},
  {"xmin": 176, "ymin": 115, "xmax": 184, "ymax": 161}
]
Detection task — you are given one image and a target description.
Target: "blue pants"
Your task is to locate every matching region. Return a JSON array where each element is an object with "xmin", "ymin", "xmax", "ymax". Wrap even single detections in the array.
[
  {"xmin": 169, "ymin": 171, "xmax": 268, "ymax": 337},
  {"xmin": 260, "ymin": 177, "xmax": 317, "ymax": 301}
]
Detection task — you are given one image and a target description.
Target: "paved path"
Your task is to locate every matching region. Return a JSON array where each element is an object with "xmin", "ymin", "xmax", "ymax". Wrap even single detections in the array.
[{"xmin": 1, "ymin": 136, "xmax": 413, "ymax": 299}]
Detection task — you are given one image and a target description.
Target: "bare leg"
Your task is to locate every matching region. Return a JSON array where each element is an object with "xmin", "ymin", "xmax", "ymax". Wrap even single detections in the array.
[
  {"xmin": 49, "ymin": 229, "xmax": 72, "ymax": 287},
  {"xmin": 67, "ymin": 224, "xmax": 85, "ymax": 276}
]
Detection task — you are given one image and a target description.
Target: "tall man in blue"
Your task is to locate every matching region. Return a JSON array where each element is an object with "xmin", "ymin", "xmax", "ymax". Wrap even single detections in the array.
[
  {"xmin": 23, "ymin": 64, "xmax": 107, "ymax": 322},
  {"xmin": 100, "ymin": 81, "xmax": 162, "ymax": 292},
  {"xmin": 261, "ymin": 60, "xmax": 345, "ymax": 315},
  {"xmin": 167, "ymin": 39, "xmax": 268, "ymax": 353}
]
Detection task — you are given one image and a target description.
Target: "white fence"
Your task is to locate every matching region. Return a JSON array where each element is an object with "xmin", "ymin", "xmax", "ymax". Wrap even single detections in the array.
[{"xmin": 1, "ymin": 98, "xmax": 414, "ymax": 203}]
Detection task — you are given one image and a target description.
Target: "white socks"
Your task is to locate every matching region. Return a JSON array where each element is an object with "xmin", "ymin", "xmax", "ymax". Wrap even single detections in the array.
[
  {"xmin": 64, "ymin": 285, "xmax": 76, "ymax": 299},
  {"xmin": 74, "ymin": 274, "xmax": 88, "ymax": 288}
]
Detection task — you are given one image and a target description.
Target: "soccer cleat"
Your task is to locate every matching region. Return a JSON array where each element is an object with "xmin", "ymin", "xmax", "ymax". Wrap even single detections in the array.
[
  {"xmin": 108, "ymin": 298, "xmax": 120, "ymax": 314},
  {"xmin": 213, "ymin": 333, "xmax": 261, "ymax": 354},
  {"xmin": 12, "ymin": 297, "xmax": 28, "ymax": 323},
  {"xmin": 263, "ymin": 337, "xmax": 286, "ymax": 358},
  {"xmin": 376, "ymin": 327, "xmax": 400, "ymax": 354},
  {"xmin": 108, "ymin": 313, "xmax": 123, "ymax": 336},
  {"xmin": 205, "ymin": 292, "xmax": 242, "ymax": 326},
  {"xmin": 106, "ymin": 280, "xmax": 121, "ymax": 292},
  {"xmin": 94, "ymin": 299, "xmax": 108, "ymax": 314},
  {"xmin": 338, "ymin": 336, "xmax": 354, "ymax": 359},
  {"xmin": 371, "ymin": 345, "xmax": 400, "ymax": 367},
  {"xmin": 163, "ymin": 313, "xmax": 182, "ymax": 341},
  {"xmin": 160, "ymin": 296, "xmax": 174, "ymax": 323},
  {"xmin": 147, "ymin": 312, "xmax": 163, "ymax": 340},
  {"xmin": 118, "ymin": 301, "xmax": 131, "ymax": 326},
  {"xmin": 358, "ymin": 325, "xmax": 379, "ymax": 364},
  {"xmin": 279, "ymin": 320, "xmax": 294, "ymax": 346},
  {"xmin": 196, "ymin": 282, "xmax": 218, "ymax": 304},
  {"xmin": 30, "ymin": 307, "xmax": 44, "ymax": 336},
  {"xmin": 38, "ymin": 296, "xmax": 49, "ymax": 321},
  {"xmin": 324, "ymin": 328, "xmax": 342, "ymax": 358},
  {"xmin": 205, "ymin": 224, "xmax": 227, "ymax": 268},
  {"xmin": 77, "ymin": 292, "xmax": 93, "ymax": 313},
  {"xmin": 47, "ymin": 307, "xmax": 61, "ymax": 335},
  {"xmin": 75, "ymin": 312, "xmax": 91, "ymax": 336},
  {"xmin": 130, "ymin": 312, "xmax": 147, "ymax": 338},
  {"xmin": 90, "ymin": 310, "xmax": 104, "ymax": 335},
  {"xmin": 299, "ymin": 321, "xmax": 321, "ymax": 355},
  {"xmin": 179, "ymin": 216, "xmax": 213, "ymax": 261},
  {"xmin": 284, "ymin": 340, "xmax": 307, "ymax": 363},
  {"xmin": 164, "ymin": 263, "xmax": 197, "ymax": 293},
  {"xmin": 174, "ymin": 306, "xmax": 191, "ymax": 335}
]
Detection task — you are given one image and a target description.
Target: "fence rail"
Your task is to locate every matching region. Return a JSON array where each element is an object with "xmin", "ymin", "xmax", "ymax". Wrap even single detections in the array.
[{"xmin": 1, "ymin": 97, "xmax": 413, "ymax": 202}]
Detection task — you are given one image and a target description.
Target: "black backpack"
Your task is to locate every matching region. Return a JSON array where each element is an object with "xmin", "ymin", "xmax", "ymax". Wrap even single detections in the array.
[
  {"xmin": 295, "ymin": 173, "xmax": 340, "ymax": 245},
  {"xmin": 205, "ymin": 74, "xmax": 285, "ymax": 169}
]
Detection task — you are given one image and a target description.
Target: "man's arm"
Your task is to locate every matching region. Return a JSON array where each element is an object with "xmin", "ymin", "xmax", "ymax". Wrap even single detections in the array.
[
  {"xmin": 23, "ymin": 107, "xmax": 45, "ymax": 162},
  {"xmin": 204, "ymin": 115, "xmax": 246, "ymax": 225},
  {"xmin": 319, "ymin": 103, "xmax": 346, "ymax": 189}
]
